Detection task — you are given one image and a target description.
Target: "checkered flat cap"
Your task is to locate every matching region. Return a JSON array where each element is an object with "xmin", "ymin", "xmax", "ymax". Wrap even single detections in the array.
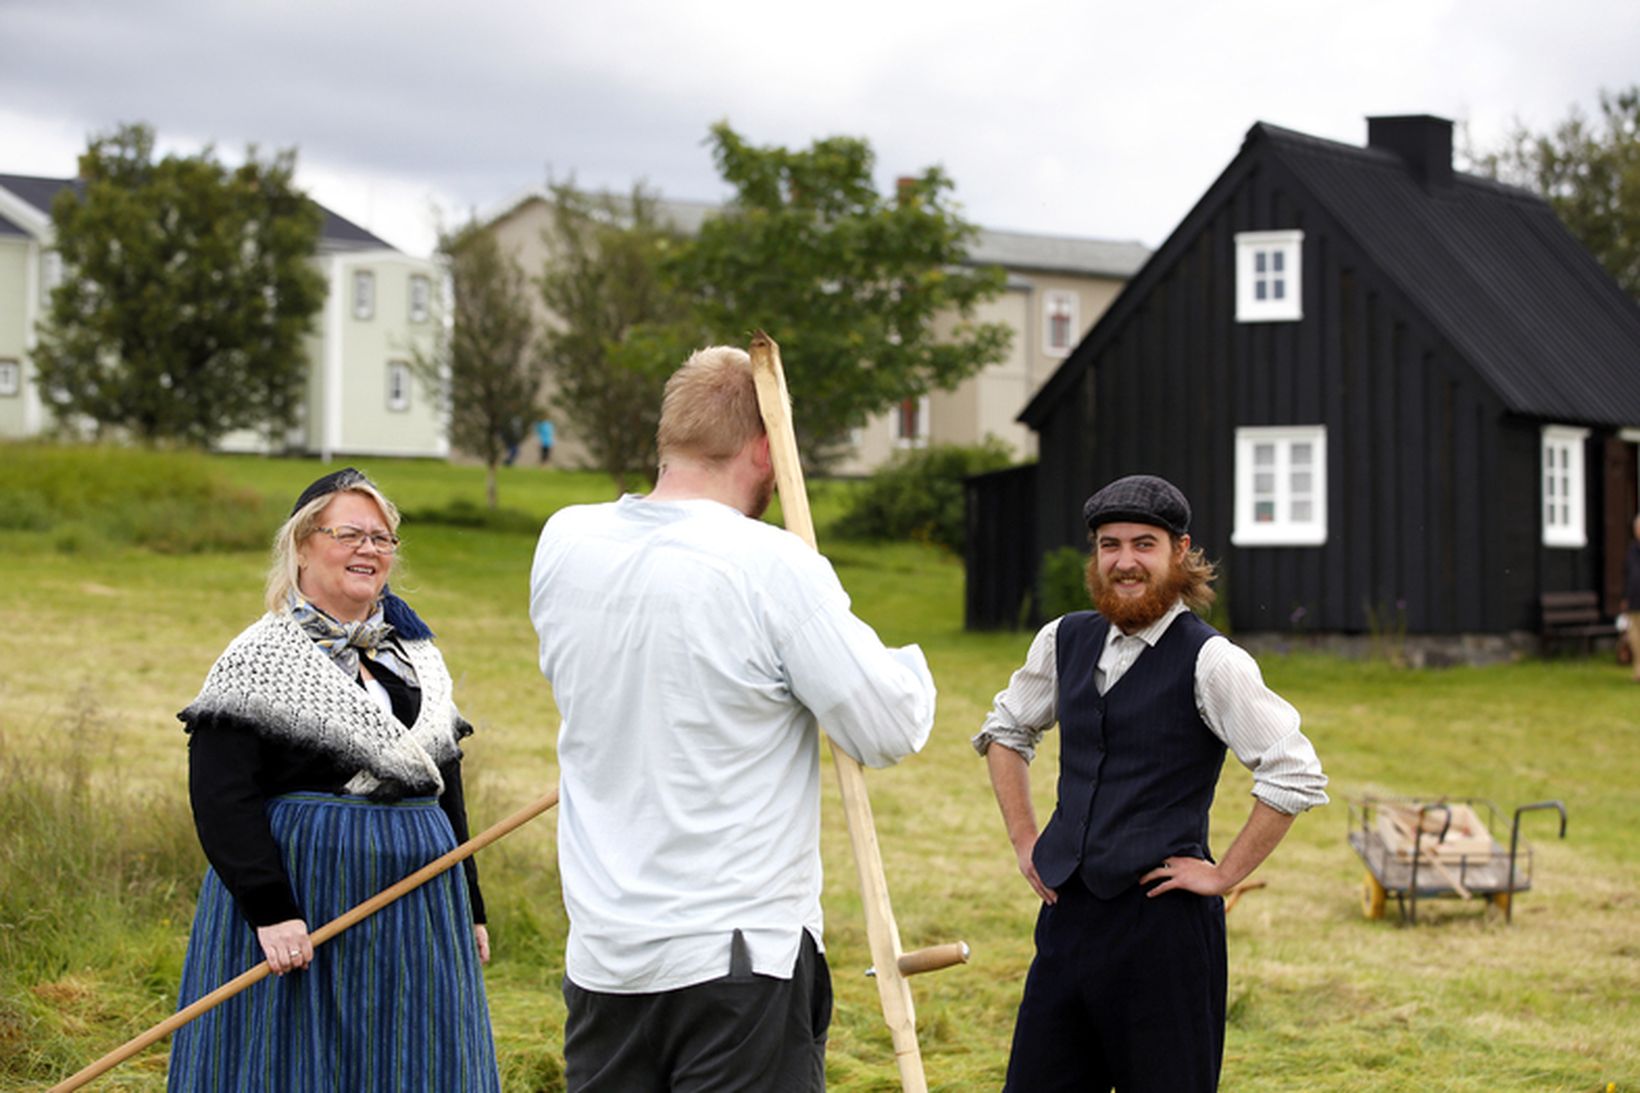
[{"xmin": 1082, "ymin": 474, "xmax": 1191, "ymax": 536}]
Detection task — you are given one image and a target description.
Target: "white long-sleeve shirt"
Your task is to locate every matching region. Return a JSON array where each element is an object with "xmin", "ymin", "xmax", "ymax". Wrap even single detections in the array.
[
  {"xmin": 530, "ymin": 495, "xmax": 935, "ymax": 993},
  {"xmin": 973, "ymin": 603, "xmax": 1328, "ymax": 816}
]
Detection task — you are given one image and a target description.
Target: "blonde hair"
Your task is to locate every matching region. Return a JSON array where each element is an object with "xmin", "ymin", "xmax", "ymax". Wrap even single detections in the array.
[
  {"xmin": 265, "ymin": 480, "xmax": 401, "ymax": 614},
  {"xmin": 655, "ymin": 345, "xmax": 764, "ymax": 465}
]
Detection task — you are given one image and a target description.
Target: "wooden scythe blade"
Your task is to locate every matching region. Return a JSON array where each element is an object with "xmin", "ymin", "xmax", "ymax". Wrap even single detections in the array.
[{"xmin": 748, "ymin": 331, "xmax": 965, "ymax": 1093}]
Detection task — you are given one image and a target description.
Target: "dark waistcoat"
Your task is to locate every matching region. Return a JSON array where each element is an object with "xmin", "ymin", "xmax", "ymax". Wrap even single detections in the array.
[{"xmin": 1032, "ymin": 609, "xmax": 1227, "ymax": 898}]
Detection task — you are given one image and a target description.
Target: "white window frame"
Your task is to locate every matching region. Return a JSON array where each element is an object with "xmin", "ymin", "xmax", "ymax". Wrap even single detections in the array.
[
  {"xmin": 1232, "ymin": 425, "xmax": 1327, "ymax": 546},
  {"xmin": 386, "ymin": 360, "xmax": 411, "ymax": 412},
  {"xmin": 1235, "ymin": 230, "xmax": 1304, "ymax": 323},
  {"xmin": 1541, "ymin": 425, "xmax": 1588, "ymax": 548},
  {"xmin": 353, "ymin": 270, "xmax": 376, "ymax": 320},
  {"xmin": 1043, "ymin": 289, "xmax": 1079, "ymax": 357},
  {"xmin": 0, "ymin": 359, "xmax": 20, "ymax": 397},
  {"xmin": 894, "ymin": 394, "xmax": 930, "ymax": 450},
  {"xmin": 408, "ymin": 274, "xmax": 430, "ymax": 323}
]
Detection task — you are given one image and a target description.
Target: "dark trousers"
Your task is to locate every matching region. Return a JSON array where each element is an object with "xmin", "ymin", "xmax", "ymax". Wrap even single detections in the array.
[
  {"xmin": 563, "ymin": 930, "xmax": 832, "ymax": 1092},
  {"xmin": 1004, "ymin": 878, "xmax": 1226, "ymax": 1093}
]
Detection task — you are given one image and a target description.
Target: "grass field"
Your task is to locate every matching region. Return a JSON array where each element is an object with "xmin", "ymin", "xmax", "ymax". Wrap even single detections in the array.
[{"xmin": 1, "ymin": 448, "xmax": 1637, "ymax": 1091}]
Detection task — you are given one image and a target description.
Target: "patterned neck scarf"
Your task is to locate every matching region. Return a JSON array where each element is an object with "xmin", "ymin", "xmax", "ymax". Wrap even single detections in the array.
[{"xmin": 289, "ymin": 593, "xmax": 419, "ymax": 687}]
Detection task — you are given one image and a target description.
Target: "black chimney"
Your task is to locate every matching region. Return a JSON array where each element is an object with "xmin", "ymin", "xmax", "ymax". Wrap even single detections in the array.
[{"xmin": 1366, "ymin": 114, "xmax": 1454, "ymax": 190}]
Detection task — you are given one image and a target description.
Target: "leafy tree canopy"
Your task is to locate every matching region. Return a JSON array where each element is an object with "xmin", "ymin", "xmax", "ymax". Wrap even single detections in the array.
[
  {"xmin": 1470, "ymin": 86, "xmax": 1640, "ymax": 297},
  {"xmin": 668, "ymin": 122, "xmax": 1013, "ymax": 469},
  {"xmin": 536, "ymin": 182, "xmax": 696, "ymax": 492},
  {"xmin": 34, "ymin": 122, "xmax": 326, "ymax": 445},
  {"xmin": 415, "ymin": 221, "xmax": 545, "ymax": 508}
]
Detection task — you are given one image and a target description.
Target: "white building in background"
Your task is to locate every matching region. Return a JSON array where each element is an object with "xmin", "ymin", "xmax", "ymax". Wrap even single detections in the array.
[
  {"xmin": 484, "ymin": 191, "xmax": 1150, "ymax": 474},
  {"xmin": 0, "ymin": 172, "xmax": 446, "ymax": 459}
]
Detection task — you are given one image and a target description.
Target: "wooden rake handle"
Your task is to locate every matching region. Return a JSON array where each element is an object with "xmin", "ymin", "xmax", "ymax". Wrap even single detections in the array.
[
  {"xmin": 747, "ymin": 331, "xmax": 965, "ymax": 1093},
  {"xmin": 49, "ymin": 788, "xmax": 560, "ymax": 1093}
]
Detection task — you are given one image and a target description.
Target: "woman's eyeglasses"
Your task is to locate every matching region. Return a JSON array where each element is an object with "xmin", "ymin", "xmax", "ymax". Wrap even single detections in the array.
[{"xmin": 312, "ymin": 525, "xmax": 401, "ymax": 554}]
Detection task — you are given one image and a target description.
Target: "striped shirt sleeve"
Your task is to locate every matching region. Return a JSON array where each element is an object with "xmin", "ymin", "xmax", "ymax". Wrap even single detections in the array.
[
  {"xmin": 971, "ymin": 618, "xmax": 1062, "ymax": 763},
  {"xmin": 1195, "ymin": 636, "xmax": 1329, "ymax": 814}
]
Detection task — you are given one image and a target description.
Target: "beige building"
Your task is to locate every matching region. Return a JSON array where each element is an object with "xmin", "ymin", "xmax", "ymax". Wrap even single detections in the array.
[
  {"xmin": 0, "ymin": 173, "xmax": 446, "ymax": 459},
  {"xmin": 484, "ymin": 191, "xmax": 1149, "ymax": 473}
]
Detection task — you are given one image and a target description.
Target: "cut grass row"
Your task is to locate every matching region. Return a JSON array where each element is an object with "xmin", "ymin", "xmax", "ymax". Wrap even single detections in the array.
[{"xmin": 1, "ymin": 450, "xmax": 1635, "ymax": 1090}]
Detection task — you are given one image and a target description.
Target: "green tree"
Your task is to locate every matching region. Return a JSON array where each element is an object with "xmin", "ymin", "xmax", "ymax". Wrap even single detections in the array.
[
  {"xmin": 536, "ymin": 182, "xmax": 694, "ymax": 492},
  {"xmin": 415, "ymin": 223, "xmax": 544, "ymax": 509},
  {"xmin": 1470, "ymin": 87, "xmax": 1640, "ymax": 297},
  {"xmin": 33, "ymin": 123, "xmax": 326, "ymax": 445},
  {"xmin": 669, "ymin": 122, "xmax": 1012, "ymax": 469}
]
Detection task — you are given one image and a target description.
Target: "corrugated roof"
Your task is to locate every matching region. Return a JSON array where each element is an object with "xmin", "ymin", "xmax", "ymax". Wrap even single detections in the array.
[
  {"xmin": 494, "ymin": 191, "xmax": 1150, "ymax": 279},
  {"xmin": 967, "ymin": 227, "xmax": 1149, "ymax": 278},
  {"xmin": 1257, "ymin": 122, "xmax": 1640, "ymax": 427},
  {"xmin": 0, "ymin": 172, "xmax": 395, "ymax": 252},
  {"xmin": 647, "ymin": 197, "xmax": 1150, "ymax": 277}
]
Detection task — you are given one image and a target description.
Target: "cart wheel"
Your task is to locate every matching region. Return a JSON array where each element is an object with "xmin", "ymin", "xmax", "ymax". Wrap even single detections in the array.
[
  {"xmin": 1362, "ymin": 871, "xmax": 1387, "ymax": 920},
  {"xmin": 1489, "ymin": 891, "xmax": 1511, "ymax": 916}
]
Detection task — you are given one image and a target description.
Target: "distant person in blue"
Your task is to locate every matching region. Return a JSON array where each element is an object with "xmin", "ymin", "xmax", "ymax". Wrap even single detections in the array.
[
  {"xmin": 168, "ymin": 468, "xmax": 499, "ymax": 1091},
  {"xmin": 974, "ymin": 474, "xmax": 1327, "ymax": 1092},
  {"xmin": 537, "ymin": 418, "xmax": 556, "ymax": 465}
]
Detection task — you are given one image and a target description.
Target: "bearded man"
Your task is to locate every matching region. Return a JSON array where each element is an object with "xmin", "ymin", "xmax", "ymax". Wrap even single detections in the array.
[{"xmin": 974, "ymin": 474, "xmax": 1327, "ymax": 1093}]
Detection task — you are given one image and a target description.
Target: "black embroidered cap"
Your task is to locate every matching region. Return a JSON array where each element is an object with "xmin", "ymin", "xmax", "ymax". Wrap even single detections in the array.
[
  {"xmin": 290, "ymin": 467, "xmax": 371, "ymax": 516},
  {"xmin": 1082, "ymin": 474, "xmax": 1191, "ymax": 536}
]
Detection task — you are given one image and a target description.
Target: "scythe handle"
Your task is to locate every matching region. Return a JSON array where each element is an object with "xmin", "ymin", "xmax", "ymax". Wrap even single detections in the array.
[
  {"xmin": 748, "ymin": 330, "xmax": 961, "ymax": 1093},
  {"xmin": 48, "ymin": 788, "xmax": 560, "ymax": 1092}
]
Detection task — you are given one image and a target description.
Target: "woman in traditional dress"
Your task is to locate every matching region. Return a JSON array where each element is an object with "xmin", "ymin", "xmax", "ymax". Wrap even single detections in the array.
[{"xmin": 167, "ymin": 468, "xmax": 500, "ymax": 1091}]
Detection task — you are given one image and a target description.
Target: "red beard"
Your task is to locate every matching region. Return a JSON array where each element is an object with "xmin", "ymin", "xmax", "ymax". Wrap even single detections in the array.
[
  {"xmin": 1089, "ymin": 557, "xmax": 1188, "ymax": 632},
  {"xmin": 746, "ymin": 465, "xmax": 775, "ymax": 519}
]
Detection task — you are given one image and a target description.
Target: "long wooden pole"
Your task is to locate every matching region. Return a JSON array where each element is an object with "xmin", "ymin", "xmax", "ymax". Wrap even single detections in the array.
[
  {"xmin": 49, "ymin": 788, "xmax": 560, "ymax": 1093},
  {"xmin": 748, "ymin": 331, "xmax": 966, "ymax": 1093}
]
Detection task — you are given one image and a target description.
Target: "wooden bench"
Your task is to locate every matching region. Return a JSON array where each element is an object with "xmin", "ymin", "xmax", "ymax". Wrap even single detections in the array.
[{"xmin": 1539, "ymin": 590, "xmax": 1615, "ymax": 656}]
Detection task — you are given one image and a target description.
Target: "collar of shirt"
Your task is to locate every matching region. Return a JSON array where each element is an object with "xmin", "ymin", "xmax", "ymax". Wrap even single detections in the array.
[{"xmin": 1095, "ymin": 600, "xmax": 1188, "ymax": 693}]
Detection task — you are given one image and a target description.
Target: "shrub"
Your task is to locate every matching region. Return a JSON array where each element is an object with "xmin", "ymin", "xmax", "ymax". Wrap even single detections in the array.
[
  {"xmin": 1037, "ymin": 545, "xmax": 1091, "ymax": 621},
  {"xmin": 402, "ymin": 498, "xmax": 546, "ymax": 536},
  {"xmin": 0, "ymin": 442, "xmax": 270, "ymax": 552},
  {"xmin": 833, "ymin": 438, "xmax": 1014, "ymax": 553}
]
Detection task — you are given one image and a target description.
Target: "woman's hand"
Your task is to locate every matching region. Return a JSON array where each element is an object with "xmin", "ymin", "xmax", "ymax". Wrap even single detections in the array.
[
  {"xmin": 257, "ymin": 919, "xmax": 312, "ymax": 975},
  {"xmin": 474, "ymin": 924, "xmax": 491, "ymax": 964}
]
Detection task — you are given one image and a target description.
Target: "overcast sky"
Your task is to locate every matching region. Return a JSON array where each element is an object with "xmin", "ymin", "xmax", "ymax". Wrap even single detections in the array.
[{"xmin": 3, "ymin": 0, "xmax": 1636, "ymax": 257}]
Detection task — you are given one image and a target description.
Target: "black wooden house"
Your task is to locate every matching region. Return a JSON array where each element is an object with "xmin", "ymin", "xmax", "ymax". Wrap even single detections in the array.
[{"xmin": 967, "ymin": 115, "xmax": 1640, "ymax": 638}]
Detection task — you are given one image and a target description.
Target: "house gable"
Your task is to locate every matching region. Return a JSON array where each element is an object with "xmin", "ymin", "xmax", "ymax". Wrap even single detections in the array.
[{"xmin": 1007, "ymin": 115, "xmax": 1640, "ymax": 638}]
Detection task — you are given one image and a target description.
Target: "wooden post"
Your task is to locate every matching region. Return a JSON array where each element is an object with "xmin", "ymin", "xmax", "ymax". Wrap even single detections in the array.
[
  {"xmin": 748, "ymin": 331, "xmax": 965, "ymax": 1092},
  {"xmin": 49, "ymin": 789, "xmax": 559, "ymax": 1093}
]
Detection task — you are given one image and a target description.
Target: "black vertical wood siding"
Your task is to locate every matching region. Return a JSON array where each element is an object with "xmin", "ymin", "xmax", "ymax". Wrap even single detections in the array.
[{"xmin": 1023, "ymin": 154, "xmax": 1606, "ymax": 635}]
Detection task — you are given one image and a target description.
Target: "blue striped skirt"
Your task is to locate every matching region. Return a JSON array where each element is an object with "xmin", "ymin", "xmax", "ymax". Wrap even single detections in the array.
[{"xmin": 167, "ymin": 793, "xmax": 500, "ymax": 1091}]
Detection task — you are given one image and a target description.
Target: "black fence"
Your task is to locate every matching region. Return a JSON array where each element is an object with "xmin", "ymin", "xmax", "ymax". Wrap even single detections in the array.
[{"xmin": 964, "ymin": 463, "xmax": 1039, "ymax": 630}]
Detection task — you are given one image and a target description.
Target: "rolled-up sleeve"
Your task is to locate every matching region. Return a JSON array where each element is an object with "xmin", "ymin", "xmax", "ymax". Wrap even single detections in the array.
[
  {"xmin": 1196, "ymin": 637, "xmax": 1329, "ymax": 815},
  {"xmin": 782, "ymin": 599, "xmax": 935, "ymax": 769},
  {"xmin": 971, "ymin": 618, "xmax": 1062, "ymax": 764}
]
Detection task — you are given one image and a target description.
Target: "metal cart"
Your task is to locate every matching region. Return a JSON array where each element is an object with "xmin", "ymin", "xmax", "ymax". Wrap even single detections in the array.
[{"xmin": 1348, "ymin": 797, "xmax": 1566, "ymax": 924}]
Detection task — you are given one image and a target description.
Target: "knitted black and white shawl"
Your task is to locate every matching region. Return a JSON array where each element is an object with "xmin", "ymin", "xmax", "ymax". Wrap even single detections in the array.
[{"xmin": 180, "ymin": 611, "xmax": 472, "ymax": 798}]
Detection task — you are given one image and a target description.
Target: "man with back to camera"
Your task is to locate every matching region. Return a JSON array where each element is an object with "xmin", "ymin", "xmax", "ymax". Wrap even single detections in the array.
[
  {"xmin": 975, "ymin": 474, "xmax": 1328, "ymax": 1092},
  {"xmin": 528, "ymin": 345, "xmax": 936, "ymax": 1091}
]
